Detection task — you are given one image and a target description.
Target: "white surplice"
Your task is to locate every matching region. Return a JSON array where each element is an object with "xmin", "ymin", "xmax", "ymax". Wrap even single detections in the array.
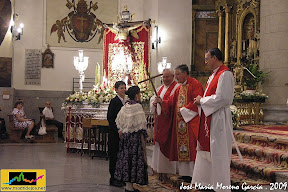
[
  {"xmin": 149, "ymin": 83, "xmax": 180, "ymax": 174},
  {"xmin": 192, "ymin": 69, "xmax": 234, "ymax": 192}
]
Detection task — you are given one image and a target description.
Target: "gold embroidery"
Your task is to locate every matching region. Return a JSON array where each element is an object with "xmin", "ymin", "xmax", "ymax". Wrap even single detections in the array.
[{"xmin": 176, "ymin": 85, "xmax": 190, "ymax": 161}]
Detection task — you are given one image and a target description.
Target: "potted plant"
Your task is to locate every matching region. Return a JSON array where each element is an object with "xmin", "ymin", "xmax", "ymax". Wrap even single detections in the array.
[{"xmin": 243, "ymin": 63, "xmax": 269, "ymax": 93}]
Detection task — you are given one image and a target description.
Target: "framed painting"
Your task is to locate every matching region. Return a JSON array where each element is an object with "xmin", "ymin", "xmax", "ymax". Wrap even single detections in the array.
[{"xmin": 42, "ymin": 47, "xmax": 54, "ymax": 68}]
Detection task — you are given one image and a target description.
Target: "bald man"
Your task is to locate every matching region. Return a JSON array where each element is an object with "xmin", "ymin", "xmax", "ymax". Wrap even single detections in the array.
[
  {"xmin": 150, "ymin": 69, "xmax": 180, "ymax": 175},
  {"xmin": 42, "ymin": 101, "xmax": 64, "ymax": 140}
]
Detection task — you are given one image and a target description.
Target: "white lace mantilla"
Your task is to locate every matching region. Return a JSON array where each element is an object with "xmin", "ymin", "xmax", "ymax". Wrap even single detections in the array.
[{"xmin": 116, "ymin": 103, "xmax": 147, "ymax": 134}]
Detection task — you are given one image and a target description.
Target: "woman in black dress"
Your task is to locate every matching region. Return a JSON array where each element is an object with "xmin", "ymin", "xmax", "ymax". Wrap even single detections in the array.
[{"xmin": 115, "ymin": 86, "xmax": 148, "ymax": 192}]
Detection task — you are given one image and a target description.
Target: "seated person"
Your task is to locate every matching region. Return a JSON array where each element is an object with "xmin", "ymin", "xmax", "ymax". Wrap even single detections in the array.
[
  {"xmin": 42, "ymin": 101, "xmax": 64, "ymax": 140},
  {"xmin": 12, "ymin": 101, "xmax": 34, "ymax": 139}
]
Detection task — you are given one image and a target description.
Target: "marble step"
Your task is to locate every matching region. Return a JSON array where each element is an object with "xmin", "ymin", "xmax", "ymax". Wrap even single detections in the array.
[
  {"xmin": 232, "ymin": 142, "xmax": 288, "ymax": 168},
  {"xmin": 231, "ymin": 154, "xmax": 288, "ymax": 182},
  {"xmin": 233, "ymin": 130, "xmax": 288, "ymax": 150}
]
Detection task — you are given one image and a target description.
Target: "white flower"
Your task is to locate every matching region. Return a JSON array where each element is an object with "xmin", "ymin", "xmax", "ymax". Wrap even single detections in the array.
[{"xmin": 230, "ymin": 105, "xmax": 237, "ymax": 114}]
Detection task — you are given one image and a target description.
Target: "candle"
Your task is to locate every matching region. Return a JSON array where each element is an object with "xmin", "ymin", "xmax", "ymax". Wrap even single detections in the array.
[{"xmin": 95, "ymin": 63, "xmax": 98, "ymax": 85}]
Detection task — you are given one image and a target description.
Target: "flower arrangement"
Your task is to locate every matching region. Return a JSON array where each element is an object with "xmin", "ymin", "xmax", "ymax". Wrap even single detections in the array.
[
  {"xmin": 63, "ymin": 83, "xmax": 154, "ymax": 108},
  {"xmin": 64, "ymin": 92, "xmax": 88, "ymax": 104},
  {"xmin": 63, "ymin": 84, "xmax": 116, "ymax": 107},
  {"xmin": 138, "ymin": 83, "xmax": 154, "ymax": 103},
  {"xmin": 88, "ymin": 84, "xmax": 116, "ymax": 103},
  {"xmin": 234, "ymin": 90, "xmax": 269, "ymax": 103},
  {"xmin": 230, "ymin": 105, "xmax": 239, "ymax": 129}
]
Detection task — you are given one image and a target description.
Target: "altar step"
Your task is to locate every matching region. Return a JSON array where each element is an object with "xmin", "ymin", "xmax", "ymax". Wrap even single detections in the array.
[
  {"xmin": 233, "ymin": 129, "xmax": 288, "ymax": 150},
  {"xmin": 231, "ymin": 154, "xmax": 287, "ymax": 182},
  {"xmin": 232, "ymin": 142, "xmax": 288, "ymax": 169},
  {"xmin": 231, "ymin": 126, "xmax": 288, "ymax": 190}
]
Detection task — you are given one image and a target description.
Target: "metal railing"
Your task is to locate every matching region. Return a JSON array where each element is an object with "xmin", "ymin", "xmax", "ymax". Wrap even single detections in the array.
[{"xmin": 72, "ymin": 78, "xmax": 95, "ymax": 93}]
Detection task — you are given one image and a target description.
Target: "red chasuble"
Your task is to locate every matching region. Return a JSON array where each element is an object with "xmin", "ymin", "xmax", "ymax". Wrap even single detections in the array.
[
  {"xmin": 162, "ymin": 77, "xmax": 203, "ymax": 161},
  {"xmin": 198, "ymin": 65, "xmax": 230, "ymax": 152},
  {"xmin": 154, "ymin": 81, "xmax": 178, "ymax": 148}
]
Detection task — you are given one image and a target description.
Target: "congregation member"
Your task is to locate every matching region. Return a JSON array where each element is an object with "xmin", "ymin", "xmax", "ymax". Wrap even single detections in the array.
[
  {"xmin": 153, "ymin": 64, "xmax": 203, "ymax": 183},
  {"xmin": 193, "ymin": 48, "xmax": 234, "ymax": 192},
  {"xmin": 42, "ymin": 101, "xmax": 64, "ymax": 140},
  {"xmin": 107, "ymin": 81, "xmax": 126, "ymax": 187},
  {"xmin": 115, "ymin": 86, "xmax": 148, "ymax": 192},
  {"xmin": 12, "ymin": 100, "xmax": 34, "ymax": 140},
  {"xmin": 149, "ymin": 68, "xmax": 180, "ymax": 174}
]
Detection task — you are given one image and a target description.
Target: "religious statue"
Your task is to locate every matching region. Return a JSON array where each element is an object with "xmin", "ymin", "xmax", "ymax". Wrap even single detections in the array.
[
  {"xmin": 247, "ymin": 22, "xmax": 257, "ymax": 58},
  {"xmin": 104, "ymin": 22, "xmax": 144, "ymax": 42},
  {"xmin": 230, "ymin": 39, "xmax": 237, "ymax": 62},
  {"xmin": 255, "ymin": 30, "xmax": 260, "ymax": 57},
  {"xmin": 233, "ymin": 63, "xmax": 244, "ymax": 93}
]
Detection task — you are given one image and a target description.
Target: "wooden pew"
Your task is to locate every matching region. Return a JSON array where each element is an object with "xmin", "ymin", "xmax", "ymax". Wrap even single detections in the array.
[
  {"xmin": 36, "ymin": 107, "xmax": 58, "ymax": 143},
  {"xmin": 8, "ymin": 115, "xmax": 24, "ymax": 142}
]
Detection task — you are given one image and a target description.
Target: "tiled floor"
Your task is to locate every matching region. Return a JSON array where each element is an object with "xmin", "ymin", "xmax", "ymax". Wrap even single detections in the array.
[{"xmin": 0, "ymin": 142, "xmax": 124, "ymax": 192}]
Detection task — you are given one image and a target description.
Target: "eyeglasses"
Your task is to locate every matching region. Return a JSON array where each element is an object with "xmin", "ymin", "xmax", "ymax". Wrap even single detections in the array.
[
  {"xmin": 205, "ymin": 56, "xmax": 214, "ymax": 61},
  {"xmin": 174, "ymin": 72, "xmax": 183, "ymax": 76}
]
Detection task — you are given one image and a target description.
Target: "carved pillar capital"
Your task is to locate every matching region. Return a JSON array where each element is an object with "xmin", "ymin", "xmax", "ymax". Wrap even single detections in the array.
[
  {"xmin": 224, "ymin": 4, "xmax": 232, "ymax": 13},
  {"xmin": 192, "ymin": 10, "xmax": 197, "ymax": 21},
  {"xmin": 216, "ymin": 9, "xmax": 224, "ymax": 17}
]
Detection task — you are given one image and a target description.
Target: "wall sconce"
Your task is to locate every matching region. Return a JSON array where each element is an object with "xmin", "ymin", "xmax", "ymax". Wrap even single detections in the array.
[
  {"xmin": 157, "ymin": 57, "xmax": 171, "ymax": 74},
  {"xmin": 152, "ymin": 25, "xmax": 161, "ymax": 49},
  {"xmin": 10, "ymin": 14, "xmax": 24, "ymax": 40},
  {"xmin": 74, "ymin": 50, "xmax": 89, "ymax": 93}
]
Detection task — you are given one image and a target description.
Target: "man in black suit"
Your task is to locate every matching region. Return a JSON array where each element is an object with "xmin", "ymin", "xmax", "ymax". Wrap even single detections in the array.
[{"xmin": 107, "ymin": 81, "xmax": 126, "ymax": 187}]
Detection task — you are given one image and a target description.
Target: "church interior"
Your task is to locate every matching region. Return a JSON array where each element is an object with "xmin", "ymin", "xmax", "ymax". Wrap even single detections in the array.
[{"xmin": 0, "ymin": 0, "xmax": 288, "ymax": 191}]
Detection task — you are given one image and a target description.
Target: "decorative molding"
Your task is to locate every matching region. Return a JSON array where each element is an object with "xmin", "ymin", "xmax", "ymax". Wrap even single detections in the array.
[
  {"xmin": 196, "ymin": 11, "xmax": 217, "ymax": 19},
  {"xmin": 224, "ymin": 4, "xmax": 232, "ymax": 13},
  {"xmin": 237, "ymin": 0, "xmax": 260, "ymax": 16}
]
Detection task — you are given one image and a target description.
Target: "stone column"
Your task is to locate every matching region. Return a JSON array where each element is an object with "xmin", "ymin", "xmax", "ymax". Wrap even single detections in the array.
[
  {"xmin": 217, "ymin": 10, "xmax": 224, "ymax": 52},
  {"xmin": 224, "ymin": 5, "xmax": 231, "ymax": 64},
  {"xmin": 261, "ymin": 0, "xmax": 288, "ymax": 123},
  {"xmin": 261, "ymin": 0, "xmax": 288, "ymax": 105}
]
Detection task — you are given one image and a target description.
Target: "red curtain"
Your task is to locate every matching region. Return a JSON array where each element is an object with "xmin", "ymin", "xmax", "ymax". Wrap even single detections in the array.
[{"xmin": 102, "ymin": 25, "xmax": 151, "ymax": 86}]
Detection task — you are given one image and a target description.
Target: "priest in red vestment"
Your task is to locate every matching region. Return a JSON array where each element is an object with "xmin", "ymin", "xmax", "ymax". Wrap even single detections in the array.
[
  {"xmin": 193, "ymin": 48, "xmax": 234, "ymax": 192},
  {"xmin": 150, "ymin": 69, "xmax": 180, "ymax": 174},
  {"xmin": 154, "ymin": 64, "xmax": 203, "ymax": 181}
]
